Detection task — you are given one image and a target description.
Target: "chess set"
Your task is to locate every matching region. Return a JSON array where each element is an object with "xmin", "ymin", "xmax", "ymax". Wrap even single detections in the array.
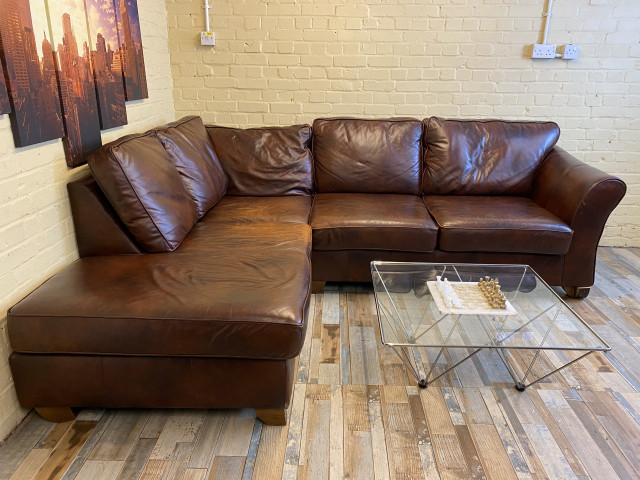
[{"xmin": 427, "ymin": 276, "xmax": 517, "ymax": 316}]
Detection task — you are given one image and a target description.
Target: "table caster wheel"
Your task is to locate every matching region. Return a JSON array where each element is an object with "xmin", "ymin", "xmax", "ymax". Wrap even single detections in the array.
[
  {"xmin": 515, "ymin": 382, "xmax": 526, "ymax": 392},
  {"xmin": 418, "ymin": 379, "xmax": 428, "ymax": 389}
]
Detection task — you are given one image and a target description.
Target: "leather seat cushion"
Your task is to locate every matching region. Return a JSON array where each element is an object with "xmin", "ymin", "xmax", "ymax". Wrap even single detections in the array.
[
  {"xmin": 155, "ymin": 116, "xmax": 227, "ymax": 218},
  {"xmin": 8, "ymin": 222, "xmax": 311, "ymax": 360},
  {"xmin": 311, "ymin": 193, "xmax": 438, "ymax": 252},
  {"xmin": 424, "ymin": 196, "xmax": 573, "ymax": 254},
  {"xmin": 176, "ymin": 222, "xmax": 311, "ymax": 257},
  {"xmin": 202, "ymin": 196, "xmax": 311, "ymax": 224}
]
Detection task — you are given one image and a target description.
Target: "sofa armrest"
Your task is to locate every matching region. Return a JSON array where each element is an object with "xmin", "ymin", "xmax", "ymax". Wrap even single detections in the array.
[
  {"xmin": 68, "ymin": 175, "xmax": 143, "ymax": 257},
  {"xmin": 532, "ymin": 147, "xmax": 626, "ymax": 287}
]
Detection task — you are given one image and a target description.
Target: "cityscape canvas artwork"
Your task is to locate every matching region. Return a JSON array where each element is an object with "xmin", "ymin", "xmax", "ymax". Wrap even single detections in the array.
[
  {"xmin": 0, "ymin": 0, "xmax": 147, "ymax": 167},
  {"xmin": 114, "ymin": 0, "xmax": 147, "ymax": 100},
  {"xmin": 0, "ymin": 61, "xmax": 10, "ymax": 113},
  {"xmin": 0, "ymin": 0, "xmax": 65, "ymax": 146},
  {"xmin": 47, "ymin": 0, "xmax": 103, "ymax": 167},
  {"xmin": 85, "ymin": 0, "xmax": 127, "ymax": 129}
]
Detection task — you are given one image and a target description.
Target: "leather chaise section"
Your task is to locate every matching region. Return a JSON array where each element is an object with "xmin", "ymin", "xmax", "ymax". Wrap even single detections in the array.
[
  {"xmin": 311, "ymin": 193, "xmax": 438, "ymax": 252},
  {"xmin": 424, "ymin": 196, "xmax": 573, "ymax": 254},
  {"xmin": 8, "ymin": 223, "xmax": 311, "ymax": 361}
]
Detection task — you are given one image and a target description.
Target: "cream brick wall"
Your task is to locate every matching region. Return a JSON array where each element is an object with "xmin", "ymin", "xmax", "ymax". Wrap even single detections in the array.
[
  {"xmin": 167, "ymin": 0, "xmax": 640, "ymax": 246},
  {"xmin": 0, "ymin": 0, "xmax": 175, "ymax": 441}
]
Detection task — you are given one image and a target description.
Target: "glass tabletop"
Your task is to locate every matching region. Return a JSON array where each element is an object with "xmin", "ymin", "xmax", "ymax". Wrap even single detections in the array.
[{"xmin": 371, "ymin": 262, "xmax": 609, "ymax": 351}]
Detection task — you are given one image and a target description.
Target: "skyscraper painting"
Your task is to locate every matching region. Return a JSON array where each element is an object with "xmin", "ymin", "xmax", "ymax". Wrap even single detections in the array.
[
  {"xmin": 84, "ymin": 0, "xmax": 127, "ymax": 129},
  {"xmin": 0, "ymin": 0, "xmax": 147, "ymax": 167},
  {"xmin": 0, "ymin": 0, "xmax": 64, "ymax": 146},
  {"xmin": 0, "ymin": 61, "xmax": 10, "ymax": 113},
  {"xmin": 46, "ymin": 0, "xmax": 102, "ymax": 167},
  {"xmin": 113, "ymin": 0, "xmax": 147, "ymax": 100}
]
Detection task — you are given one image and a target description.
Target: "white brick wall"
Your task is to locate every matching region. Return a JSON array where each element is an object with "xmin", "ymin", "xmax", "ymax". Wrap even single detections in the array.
[
  {"xmin": 0, "ymin": 0, "xmax": 175, "ymax": 441},
  {"xmin": 167, "ymin": 0, "xmax": 639, "ymax": 247}
]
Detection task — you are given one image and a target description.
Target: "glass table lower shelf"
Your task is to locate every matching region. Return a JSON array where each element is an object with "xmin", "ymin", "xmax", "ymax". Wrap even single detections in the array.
[{"xmin": 371, "ymin": 261, "xmax": 610, "ymax": 390}]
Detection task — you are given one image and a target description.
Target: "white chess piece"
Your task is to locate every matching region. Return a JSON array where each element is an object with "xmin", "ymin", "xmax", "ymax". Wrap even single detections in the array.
[{"xmin": 437, "ymin": 276, "xmax": 462, "ymax": 309}]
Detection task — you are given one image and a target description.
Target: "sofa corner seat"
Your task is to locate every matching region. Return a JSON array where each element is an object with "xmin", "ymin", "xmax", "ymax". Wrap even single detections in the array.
[
  {"xmin": 8, "ymin": 221, "xmax": 311, "ymax": 416},
  {"xmin": 8, "ymin": 117, "xmax": 315, "ymax": 426}
]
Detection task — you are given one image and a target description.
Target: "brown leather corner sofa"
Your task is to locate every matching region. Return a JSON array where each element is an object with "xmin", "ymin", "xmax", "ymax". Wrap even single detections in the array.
[{"xmin": 7, "ymin": 116, "xmax": 626, "ymax": 425}]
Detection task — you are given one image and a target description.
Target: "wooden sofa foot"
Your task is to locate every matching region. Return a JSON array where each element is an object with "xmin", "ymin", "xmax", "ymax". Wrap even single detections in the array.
[
  {"xmin": 255, "ymin": 408, "xmax": 287, "ymax": 426},
  {"xmin": 563, "ymin": 286, "xmax": 591, "ymax": 299},
  {"xmin": 311, "ymin": 281, "xmax": 326, "ymax": 294},
  {"xmin": 35, "ymin": 407, "xmax": 77, "ymax": 423}
]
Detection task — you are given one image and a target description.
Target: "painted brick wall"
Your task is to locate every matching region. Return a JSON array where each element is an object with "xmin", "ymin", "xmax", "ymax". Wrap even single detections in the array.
[
  {"xmin": 0, "ymin": 0, "xmax": 175, "ymax": 441},
  {"xmin": 167, "ymin": 0, "xmax": 639, "ymax": 246}
]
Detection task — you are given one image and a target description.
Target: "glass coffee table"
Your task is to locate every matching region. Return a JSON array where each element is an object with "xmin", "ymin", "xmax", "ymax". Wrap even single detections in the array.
[{"xmin": 371, "ymin": 262, "xmax": 610, "ymax": 390}]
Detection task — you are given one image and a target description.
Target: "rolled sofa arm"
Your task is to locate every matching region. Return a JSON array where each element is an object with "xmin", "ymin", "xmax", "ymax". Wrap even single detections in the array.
[{"xmin": 532, "ymin": 147, "xmax": 626, "ymax": 289}]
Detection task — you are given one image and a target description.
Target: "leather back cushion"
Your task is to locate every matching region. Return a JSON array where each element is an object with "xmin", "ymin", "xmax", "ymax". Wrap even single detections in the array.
[
  {"xmin": 206, "ymin": 124, "xmax": 313, "ymax": 196},
  {"xmin": 312, "ymin": 118, "xmax": 422, "ymax": 194},
  {"xmin": 88, "ymin": 132, "xmax": 198, "ymax": 252},
  {"xmin": 155, "ymin": 116, "xmax": 227, "ymax": 218},
  {"xmin": 423, "ymin": 117, "xmax": 560, "ymax": 196}
]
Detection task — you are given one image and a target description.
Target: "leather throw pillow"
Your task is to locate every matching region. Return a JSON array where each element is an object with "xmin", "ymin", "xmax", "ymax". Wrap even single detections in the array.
[
  {"xmin": 155, "ymin": 116, "xmax": 227, "ymax": 218},
  {"xmin": 207, "ymin": 124, "xmax": 313, "ymax": 196},
  {"xmin": 88, "ymin": 132, "xmax": 198, "ymax": 252},
  {"xmin": 423, "ymin": 117, "xmax": 560, "ymax": 196}
]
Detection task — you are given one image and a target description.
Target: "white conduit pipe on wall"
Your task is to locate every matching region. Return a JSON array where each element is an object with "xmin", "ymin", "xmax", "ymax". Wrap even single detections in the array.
[
  {"xmin": 204, "ymin": 0, "xmax": 211, "ymax": 32},
  {"xmin": 542, "ymin": 0, "xmax": 554, "ymax": 44}
]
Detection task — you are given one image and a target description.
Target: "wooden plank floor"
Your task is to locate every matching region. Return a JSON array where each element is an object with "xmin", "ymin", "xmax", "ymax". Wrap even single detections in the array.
[{"xmin": 2, "ymin": 246, "xmax": 640, "ymax": 480}]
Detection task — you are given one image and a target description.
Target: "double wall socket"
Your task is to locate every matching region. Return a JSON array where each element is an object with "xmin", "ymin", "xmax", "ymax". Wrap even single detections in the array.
[{"xmin": 532, "ymin": 44, "xmax": 556, "ymax": 58}]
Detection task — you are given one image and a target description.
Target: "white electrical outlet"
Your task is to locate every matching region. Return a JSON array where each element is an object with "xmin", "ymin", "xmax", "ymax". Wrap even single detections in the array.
[
  {"xmin": 200, "ymin": 31, "xmax": 215, "ymax": 46},
  {"xmin": 532, "ymin": 44, "xmax": 556, "ymax": 59},
  {"xmin": 562, "ymin": 44, "xmax": 578, "ymax": 60}
]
